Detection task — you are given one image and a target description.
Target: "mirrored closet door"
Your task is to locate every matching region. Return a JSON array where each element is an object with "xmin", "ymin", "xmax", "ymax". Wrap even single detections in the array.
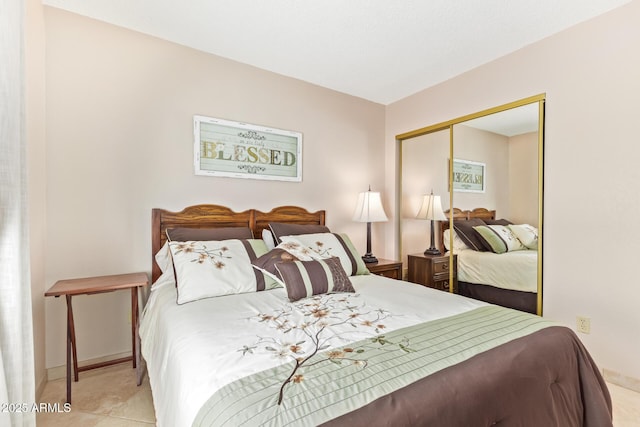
[{"xmin": 397, "ymin": 95, "xmax": 545, "ymax": 315}]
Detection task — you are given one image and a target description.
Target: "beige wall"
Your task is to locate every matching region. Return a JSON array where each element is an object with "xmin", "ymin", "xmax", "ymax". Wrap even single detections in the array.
[
  {"xmin": 36, "ymin": 0, "xmax": 640, "ymax": 387},
  {"xmin": 386, "ymin": 0, "xmax": 640, "ymax": 383},
  {"xmin": 26, "ymin": 0, "xmax": 47, "ymax": 395},
  {"xmin": 41, "ymin": 7, "xmax": 385, "ymax": 369},
  {"xmin": 508, "ymin": 131, "xmax": 538, "ymax": 225},
  {"xmin": 451, "ymin": 125, "xmax": 510, "ymax": 215},
  {"xmin": 400, "ymin": 130, "xmax": 450, "ymax": 266},
  {"xmin": 399, "ymin": 125, "xmax": 512, "ymax": 264}
]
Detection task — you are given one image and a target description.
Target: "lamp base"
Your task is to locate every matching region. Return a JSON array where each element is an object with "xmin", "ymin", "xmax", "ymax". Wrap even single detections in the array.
[
  {"xmin": 362, "ymin": 254, "xmax": 379, "ymax": 264},
  {"xmin": 423, "ymin": 247, "xmax": 442, "ymax": 256}
]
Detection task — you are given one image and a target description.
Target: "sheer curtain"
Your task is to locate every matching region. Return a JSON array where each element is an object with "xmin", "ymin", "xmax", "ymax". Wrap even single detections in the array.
[{"xmin": 1, "ymin": 0, "xmax": 36, "ymax": 425}]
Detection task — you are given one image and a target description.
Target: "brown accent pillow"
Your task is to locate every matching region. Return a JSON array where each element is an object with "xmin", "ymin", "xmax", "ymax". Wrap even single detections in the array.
[
  {"xmin": 453, "ymin": 218, "xmax": 488, "ymax": 251},
  {"xmin": 251, "ymin": 248, "xmax": 299, "ymax": 282},
  {"xmin": 268, "ymin": 223, "xmax": 330, "ymax": 244},
  {"xmin": 275, "ymin": 257, "xmax": 354, "ymax": 302},
  {"xmin": 166, "ymin": 227, "xmax": 253, "ymax": 241}
]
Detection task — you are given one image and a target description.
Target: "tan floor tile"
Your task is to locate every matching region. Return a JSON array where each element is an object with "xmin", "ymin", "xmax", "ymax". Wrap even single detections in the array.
[
  {"xmin": 36, "ymin": 410, "xmax": 104, "ymax": 427},
  {"xmin": 609, "ymin": 382, "xmax": 640, "ymax": 427},
  {"xmin": 38, "ymin": 363, "xmax": 156, "ymax": 426}
]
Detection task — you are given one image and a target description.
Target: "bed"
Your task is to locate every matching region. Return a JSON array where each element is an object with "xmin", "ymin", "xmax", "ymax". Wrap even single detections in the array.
[
  {"xmin": 439, "ymin": 208, "xmax": 539, "ymax": 314},
  {"xmin": 140, "ymin": 204, "xmax": 610, "ymax": 426}
]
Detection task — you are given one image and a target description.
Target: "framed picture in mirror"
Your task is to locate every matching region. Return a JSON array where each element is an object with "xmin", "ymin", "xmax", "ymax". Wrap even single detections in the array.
[{"xmin": 450, "ymin": 158, "xmax": 485, "ymax": 193}]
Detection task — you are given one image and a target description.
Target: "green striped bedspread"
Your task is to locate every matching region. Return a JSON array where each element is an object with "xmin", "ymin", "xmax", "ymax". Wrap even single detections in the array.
[{"xmin": 193, "ymin": 306, "xmax": 556, "ymax": 427}]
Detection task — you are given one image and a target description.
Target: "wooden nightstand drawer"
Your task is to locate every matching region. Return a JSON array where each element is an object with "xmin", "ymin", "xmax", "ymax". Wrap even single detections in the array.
[
  {"xmin": 432, "ymin": 258, "xmax": 454, "ymax": 275},
  {"xmin": 433, "ymin": 276, "xmax": 457, "ymax": 292},
  {"xmin": 366, "ymin": 259, "xmax": 403, "ymax": 280},
  {"xmin": 407, "ymin": 253, "xmax": 457, "ymax": 292}
]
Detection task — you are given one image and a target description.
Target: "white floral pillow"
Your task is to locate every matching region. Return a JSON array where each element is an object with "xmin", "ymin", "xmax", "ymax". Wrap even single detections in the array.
[
  {"xmin": 279, "ymin": 233, "xmax": 369, "ymax": 276},
  {"xmin": 169, "ymin": 239, "xmax": 275, "ymax": 304},
  {"xmin": 508, "ymin": 224, "xmax": 538, "ymax": 250},
  {"xmin": 473, "ymin": 225, "xmax": 527, "ymax": 254}
]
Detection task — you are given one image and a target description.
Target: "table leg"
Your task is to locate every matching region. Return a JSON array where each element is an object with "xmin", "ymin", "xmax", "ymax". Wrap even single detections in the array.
[
  {"xmin": 67, "ymin": 295, "xmax": 79, "ymax": 382},
  {"xmin": 131, "ymin": 287, "xmax": 138, "ymax": 369},
  {"xmin": 65, "ymin": 295, "xmax": 73, "ymax": 404}
]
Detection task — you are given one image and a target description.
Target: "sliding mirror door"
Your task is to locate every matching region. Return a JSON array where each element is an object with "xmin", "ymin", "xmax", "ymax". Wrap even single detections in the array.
[
  {"xmin": 400, "ymin": 129, "xmax": 449, "ymax": 268},
  {"xmin": 452, "ymin": 100, "xmax": 543, "ymax": 315},
  {"xmin": 398, "ymin": 95, "xmax": 544, "ymax": 315}
]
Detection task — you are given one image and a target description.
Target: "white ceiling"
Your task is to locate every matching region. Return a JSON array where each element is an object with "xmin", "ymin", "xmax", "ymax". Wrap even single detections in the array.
[
  {"xmin": 463, "ymin": 103, "xmax": 540, "ymax": 137},
  {"xmin": 43, "ymin": 0, "xmax": 631, "ymax": 105}
]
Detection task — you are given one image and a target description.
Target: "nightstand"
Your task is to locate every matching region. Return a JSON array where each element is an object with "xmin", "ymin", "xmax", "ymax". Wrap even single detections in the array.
[
  {"xmin": 44, "ymin": 272, "xmax": 149, "ymax": 403},
  {"xmin": 366, "ymin": 258, "xmax": 403, "ymax": 280},
  {"xmin": 407, "ymin": 253, "xmax": 457, "ymax": 292}
]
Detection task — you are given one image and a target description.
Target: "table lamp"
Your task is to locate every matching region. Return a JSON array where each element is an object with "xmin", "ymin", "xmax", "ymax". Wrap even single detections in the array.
[
  {"xmin": 352, "ymin": 187, "xmax": 388, "ymax": 263},
  {"xmin": 416, "ymin": 190, "xmax": 447, "ymax": 255}
]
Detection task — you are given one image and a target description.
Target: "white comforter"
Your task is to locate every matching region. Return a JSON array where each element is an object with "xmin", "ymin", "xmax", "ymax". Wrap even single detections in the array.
[
  {"xmin": 140, "ymin": 272, "xmax": 486, "ymax": 427},
  {"xmin": 456, "ymin": 248, "xmax": 538, "ymax": 293}
]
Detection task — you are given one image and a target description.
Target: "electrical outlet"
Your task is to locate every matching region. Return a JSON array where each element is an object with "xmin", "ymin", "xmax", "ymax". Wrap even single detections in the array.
[{"xmin": 576, "ymin": 316, "xmax": 590, "ymax": 334}]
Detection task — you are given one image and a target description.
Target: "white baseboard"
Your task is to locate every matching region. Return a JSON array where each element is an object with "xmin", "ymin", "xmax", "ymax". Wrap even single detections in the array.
[
  {"xmin": 46, "ymin": 351, "xmax": 132, "ymax": 381},
  {"xmin": 603, "ymin": 369, "xmax": 640, "ymax": 393}
]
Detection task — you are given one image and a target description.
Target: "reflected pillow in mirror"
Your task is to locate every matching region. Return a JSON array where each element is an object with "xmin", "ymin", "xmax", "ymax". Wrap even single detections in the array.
[
  {"xmin": 508, "ymin": 224, "xmax": 538, "ymax": 250},
  {"xmin": 453, "ymin": 218, "xmax": 488, "ymax": 251},
  {"xmin": 443, "ymin": 229, "xmax": 470, "ymax": 251},
  {"xmin": 484, "ymin": 218, "xmax": 513, "ymax": 226},
  {"xmin": 473, "ymin": 225, "xmax": 527, "ymax": 254}
]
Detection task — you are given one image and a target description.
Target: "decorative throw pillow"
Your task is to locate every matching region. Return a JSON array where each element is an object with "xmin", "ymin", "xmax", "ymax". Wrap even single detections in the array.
[
  {"xmin": 453, "ymin": 218, "xmax": 488, "ymax": 251},
  {"xmin": 169, "ymin": 239, "xmax": 276, "ymax": 304},
  {"xmin": 279, "ymin": 232, "xmax": 369, "ymax": 276},
  {"xmin": 269, "ymin": 223, "xmax": 331, "ymax": 244},
  {"xmin": 166, "ymin": 227, "xmax": 253, "ymax": 241},
  {"xmin": 508, "ymin": 224, "xmax": 538, "ymax": 250},
  {"xmin": 275, "ymin": 257, "xmax": 355, "ymax": 302},
  {"xmin": 262, "ymin": 228, "xmax": 276, "ymax": 250},
  {"xmin": 251, "ymin": 248, "xmax": 300, "ymax": 285},
  {"xmin": 443, "ymin": 229, "xmax": 470, "ymax": 251},
  {"xmin": 473, "ymin": 225, "xmax": 527, "ymax": 254},
  {"xmin": 483, "ymin": 218, "xmax": 513, "ymax": 226}
]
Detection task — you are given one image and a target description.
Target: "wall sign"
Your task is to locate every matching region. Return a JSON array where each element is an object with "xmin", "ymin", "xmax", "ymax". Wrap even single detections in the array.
[
  {"xmin": 194, "ymin": 115, "xmax": 302, "ymax": 182},
  {"xmin": 451, "ymin": 158, "xmax": 486, "ymax": 193}
]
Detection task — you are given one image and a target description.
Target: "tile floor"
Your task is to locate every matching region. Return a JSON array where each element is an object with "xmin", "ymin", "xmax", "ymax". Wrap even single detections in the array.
[
  {"xmin": 37, "ymin": 362, "xmax": 640, "ymax": 426},
  {"xmin": 37, "ymin": 363, "xmax": 155, "ymax": 426}
]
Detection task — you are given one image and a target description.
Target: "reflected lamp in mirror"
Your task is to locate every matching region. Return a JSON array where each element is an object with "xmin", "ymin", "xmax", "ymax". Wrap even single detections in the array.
[
  {"xmin": 416, "ymin": 191, "xmax": 447, "ymax": 255},
  {"xmin": 352, "ymin": 187, "xmax": 388, "ymax": 264}
]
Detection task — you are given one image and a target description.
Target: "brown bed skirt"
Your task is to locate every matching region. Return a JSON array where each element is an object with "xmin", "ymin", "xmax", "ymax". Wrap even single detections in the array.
[{"xmin": 458, "ymin": 280, "xmax": 537, "ymax": 314}]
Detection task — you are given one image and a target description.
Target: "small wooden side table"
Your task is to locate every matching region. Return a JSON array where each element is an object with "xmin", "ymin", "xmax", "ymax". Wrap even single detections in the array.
[
  {"xmin": 366, "ymin": 258, "xmax": 403, "ymax": 280},
  {"xmin": 45, "ymin": 272, "xmax": 149, "ymax": 404}
]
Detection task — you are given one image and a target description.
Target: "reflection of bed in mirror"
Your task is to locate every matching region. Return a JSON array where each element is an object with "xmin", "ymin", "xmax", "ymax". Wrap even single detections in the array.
[{"xmin": 440, "ymin": 208, "xmax": 538, "ymax": 314}]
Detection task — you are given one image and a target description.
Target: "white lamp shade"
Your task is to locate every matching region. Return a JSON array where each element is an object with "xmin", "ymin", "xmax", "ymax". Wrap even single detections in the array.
[
  {"xmin": 352, "ymin": 190, "xmax": 388, "ymax": 223},
  {"xmin": 416, "ymin": 193, "xmax": 447, "ymax": 221}
]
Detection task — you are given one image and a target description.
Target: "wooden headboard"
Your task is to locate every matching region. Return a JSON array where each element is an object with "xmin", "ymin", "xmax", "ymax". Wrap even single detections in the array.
[
  {"xmin": 438, "ymin": 208, "xmax": 496, "ymax": 252},
  {"xmin": 151, "ymin": 205, "xmax": 325, "ymax": 282}
]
